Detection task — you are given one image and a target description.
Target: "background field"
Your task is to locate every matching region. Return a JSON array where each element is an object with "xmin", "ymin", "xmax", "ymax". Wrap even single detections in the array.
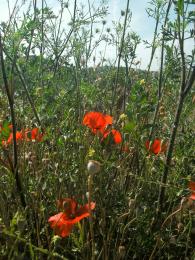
[{"xmin": 0, "ymin": 0, "xmax": 195, "ymax": 259}]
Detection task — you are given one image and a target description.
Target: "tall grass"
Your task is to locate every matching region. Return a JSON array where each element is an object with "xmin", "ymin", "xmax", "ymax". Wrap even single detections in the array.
[{"xmin": 0, "ymin": 0, "xmax": 195, "ymax": 259}]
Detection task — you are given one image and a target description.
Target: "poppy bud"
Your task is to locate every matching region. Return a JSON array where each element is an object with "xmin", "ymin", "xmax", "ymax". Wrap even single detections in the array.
[
  {"xmin": 121, "ymin": 10, "xmax": 125, "ymax": 16},
  {"xmin": 87, "ymin": 160, "xmax": 101, "ymax": 175},
  {"xmin": 86, "ymin": 192, "xmax": 89, "ymax": 199},
  {"xmin": 177, "ymin": 223, "xmax": 184, "ymax": 232},
  {"xmin": 128, "ymin": 199, "xmax": 136, "ymax": 209},
  {"xmin": 170, "ymin": 236, "xmax": 177, "ymax": 245},
  {"xmin": 118, "ymin": 245, "xmax": 126, "ymax": 259}
]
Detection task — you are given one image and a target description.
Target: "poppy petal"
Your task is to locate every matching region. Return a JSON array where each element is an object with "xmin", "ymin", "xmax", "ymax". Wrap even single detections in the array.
[
  {"xmin": 189, "ymin": 192, "xmax": 195, "ymax": 201},
  {"xmin": 49, "ymin": 199, "xmax": 95, "ymax": 237},
  {"xmin": 76, "ymin": 202, "xmax": 95, "ymax": 216},
  {"xmin": 83, "ymin": 112, "xmax": 113, "ymax": 134},
  {"xmin": 104, "ymin": 115, "xmax": 113, "ymax": 125},
  {"xmin": 145, "ymin": 139, "xmax": 167, "ymax": 155},
  {"xmin": 57, "ymin": 198, "xmax": 78, "ymax": 217},
  {"xmin": 48, "ymin": 212, "xmax": 73, "ymax": 237},
  {"xmin": 102, "ymin": 129, "xmax": 122, "ymax": 144},
  {"xmin": 16, "ymin": 131, "xmax": 23, "ymax": 141},
  {"xmin": 31, "ymin": 128, "xmax": 44, "ymax": 142},
  {"xmin": 31, "ymin": 128, "xmax": 39, "ymax": 140},
  {"xmin": 69, "ymin": 202, "xmax": 96, "ymax": 224},
  {"xmin": 145, "ymin": 140, "xmax": 150, "ymax": 150},
  {"xmin": 111, "ymin": 130, "xmax": 122, "ymax": 144},
  {"xmin": 189, "ymin": 181, "xmax": 195, "ymax": 191},
  {"xmin": 152, "ymin": 139, "xmax": 161, "ymax": 154}
]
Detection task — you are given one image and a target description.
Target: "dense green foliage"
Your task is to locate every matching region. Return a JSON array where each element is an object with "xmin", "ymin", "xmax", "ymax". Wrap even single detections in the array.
[{"xmin": 0, "ymin": 0, "xmax": 195, "ymax": 259}]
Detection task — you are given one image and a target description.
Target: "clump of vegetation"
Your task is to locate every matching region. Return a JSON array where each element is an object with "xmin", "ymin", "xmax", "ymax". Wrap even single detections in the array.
[{"xmin": 0, "ymin": 0, "xmax": 195, "ymax": 259}]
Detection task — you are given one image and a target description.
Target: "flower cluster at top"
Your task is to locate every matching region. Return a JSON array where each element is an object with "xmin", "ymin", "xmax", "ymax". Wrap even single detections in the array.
[
  {"xmin": 0, "ymin": 125, "xmax": 44, "ymax": 146},
  {"xmin": 82, "ymin": 112, "xmax": 168, "ymax": 155},
  {"xmin": 48, "ymin": 198, "xmax": 95, "ymax": 237},
  {"xmin": 82, "ymin": 111, "xmax": 122, "ymax": 144}
]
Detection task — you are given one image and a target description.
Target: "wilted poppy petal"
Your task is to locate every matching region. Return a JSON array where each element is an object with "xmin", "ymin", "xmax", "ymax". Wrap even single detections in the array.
[
  {"xmin": 122, "ymin": 144, "xmax": 130, "ymax": 153},
  {"xmin": 161, "ymin": 143, "xmax": 167, "ymax": 153},
  {"xmin": 76, "ymin": 202, "xmax": 95, "ymax": 216},
  {"xmin": 189, "ymin": 193, "xmax": 195, "ymax": 201},
  {"xmin": 189, "ymin": 181, "xmax": 195, "ymax": 191},
  {"xmin": 145, "ymin": 140, "xmax": 150, "ymax": 150},
  {"xmin": 69, "ymin": 202, "xmax": 96, "ymax": 224},
  {"xmin": 189, "ymin": 181, "xmax": 195, "ymax": 201}
]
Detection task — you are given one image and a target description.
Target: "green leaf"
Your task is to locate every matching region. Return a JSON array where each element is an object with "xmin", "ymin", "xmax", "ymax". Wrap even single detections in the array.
[
  {"xmin": 0, "ymin": 121, "xmax": 11, "ymax": 139},
  {"xmin": 123, "ymin": 121, "xmax": 136, "ymax": 133}
]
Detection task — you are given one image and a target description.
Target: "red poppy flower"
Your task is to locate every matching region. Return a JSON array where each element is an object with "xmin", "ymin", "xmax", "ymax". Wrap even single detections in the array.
[
  {"xmin": 1, "ymin": 127, "xmax": 44, "ymax": 146},
  {"xmin": 16, "ymin": 131, "xmax": 23, "ymax": 141},
  {"xmin": 189, "ymin": 181, "xmax": 195, "ymax": 200},
  {"xmin": 145, "ymin": 139, "xmax": 167, "ymax": 155},
  {"xmin": 102, "ymin": 129, "xmax": 122, "ymax": 144},
  {"xmin": 48, "ymin": 198, "xmax": 95, "ymax": 237},
  {"xmin": 2, "ymin": 131, "xmax": 23, "ymax": 146},
  {"xmin": 31, "ymin": 128, "xmax": 44, "ymax": 142},
  {"xmin": 6, "ymin": 133, "xmax": 13, "ymax": 144},
  {"xmin": 83, "ymin": 111, "xmax": 112, "ymax": 134}
]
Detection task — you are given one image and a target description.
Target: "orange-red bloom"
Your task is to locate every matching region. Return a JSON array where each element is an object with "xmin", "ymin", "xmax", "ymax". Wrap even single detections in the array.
[
  {"xmin": 1, "ymin": 126, "xmax": 44, "ymax": 146},
  {"xmin": 48, "ymin": 198, "xmax": 95, "ymax": 237},
  {"xmin": 23, "ymin": 128, "xmax": 44, "ymax": 142},
  {"xmin": 145, "ymin": 139, "xmax": 167, "ymax": 155},
  {"xmin": 189, "ymin": 181, "xmax": 195, "ymax": 200},
  {"xmin": 31, "ymin": 128, "xmax": 44, "ymax": 142},
  {"xmin": 2, "ymin": 130, "xmax": 23, "ymax": 146},
  {"xmin": 83, "ymin": 111, "xmax": 112, "ymax": 134},
  {"xmin": 102, "ymin": 129, "xmax": 122, "ymax": 144}
]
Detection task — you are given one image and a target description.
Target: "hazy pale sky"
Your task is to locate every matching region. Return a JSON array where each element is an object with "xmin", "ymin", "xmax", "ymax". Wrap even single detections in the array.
[{"xmin": 0, "ymin": 0, "xmax": 194, "ymax": 70}]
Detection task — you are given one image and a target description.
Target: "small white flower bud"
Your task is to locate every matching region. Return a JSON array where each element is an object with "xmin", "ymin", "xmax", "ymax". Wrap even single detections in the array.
[{"xmin": 86, "ymin": 192, "xmax": 89, "ymax": 199}]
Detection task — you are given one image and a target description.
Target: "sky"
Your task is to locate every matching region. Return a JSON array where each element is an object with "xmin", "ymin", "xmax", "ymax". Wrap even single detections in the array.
[{"xmin": 0, "ymin": 0, "xmax": 194, "ymax": 70}]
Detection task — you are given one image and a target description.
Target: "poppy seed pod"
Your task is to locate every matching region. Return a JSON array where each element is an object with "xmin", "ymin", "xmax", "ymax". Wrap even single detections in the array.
[
  {"xmin": 87, "ymin": 160, "xmax": 101, "ymax": 175},
  {"xmin": 118, "ymin": 246, "xmax": 126, "ymax": 259}
]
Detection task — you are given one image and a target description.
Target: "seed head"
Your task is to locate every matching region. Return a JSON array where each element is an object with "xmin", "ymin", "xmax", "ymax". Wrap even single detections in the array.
[{"xmin": 87, "ymin": 160, "xmax": 101, "ymax": 174}]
